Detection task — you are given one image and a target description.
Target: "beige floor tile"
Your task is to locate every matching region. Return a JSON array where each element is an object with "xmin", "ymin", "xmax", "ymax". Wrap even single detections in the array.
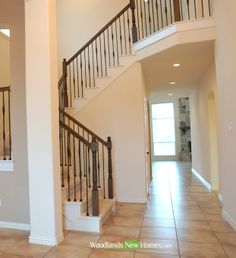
[
  {"xmin": 0, "ymin": 237, "xmax": 23, "ymax": 253},
  {"xmin": 0, "ymin": 254, "xmax": 24, "ymax": 258},
  {"xmin": 98, "ymin": 234, "xmax": 136, "ymax": 245},
  {"xmin": 175, "ymin": 220, "xmax": 211, "ymax": 231},
  {"xmin": 142, "ymin": 218, "xmax": 175, "ymax": 228},
  {"xmin": 119, "ymin": 203, "xmax": 146, "ymax": 212},
  {"xmin": 89, "ymin": 249, "xmax": 134, "ymax": 257},
  {"xmin": 115, "ymin": 210, "xmax": 144, "ymax": 219},
  {"xmin": 209, "ymin": 221, "xmax": 235, "ymax": 233},
  {"xmin": 177, "ymin": 229, "xmax": 219, "ymax": 244},
  {"xmin": 215, "ymin": 232, "xmax": 236, "ymax": 246},
  {"xmin": 63, "ymin": 231, "xmax": 100, "ymax": 248},
  {"xmin": 140, "ymin": 227, "xmax": 176, "ymax": 240},
  {"xmin": 222, "ymin": 244, "xmax": 236, "ymax": 257},
  {"xmin": 179, "ymin": 241, "xmax": 228, "ymax": 257},
  {"xmin": 204, "ymin": 214, "xmax": 226, "ymax": 222},
  {"xmin": 144, "ymin": 211, "xmax": 174, "ymax": 220},
  {"xmin": 105, "ymin": 215, "xmax": 143, "ymax": 227},
  {"xmin": 5, "ymin": 239, "xmax": 52, "ymax": 257},
  {"xmin": 136, "ymin": 238, "xmax": 179, "ymax": 256},
  {"xmin": 103, "ymin": 225, "xmax": 140, "ymax": 239},
  {"xmin": 45, "ymin": 244, "xmax": 91, "ymax": 258}
]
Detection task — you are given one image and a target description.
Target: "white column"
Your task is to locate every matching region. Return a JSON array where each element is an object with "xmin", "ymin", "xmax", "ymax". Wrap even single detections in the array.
[{"xmin": 25, "ymin": 0, "xmax": 63, "ymax": 245}]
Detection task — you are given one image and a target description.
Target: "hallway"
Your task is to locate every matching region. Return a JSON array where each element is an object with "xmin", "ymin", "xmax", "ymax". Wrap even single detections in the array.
[{"xmin": 0, "ymin": 162, "xmax": 236, "ymax": 257}]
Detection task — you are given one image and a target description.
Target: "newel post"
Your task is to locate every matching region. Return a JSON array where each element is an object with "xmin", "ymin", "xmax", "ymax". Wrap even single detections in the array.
[
  {"xmin": 173, "ymin": 0, "xmax": 181, "ymax": 22},
  {"xmin": 91, "ymin": 138, "xmax": 99, "ymax": 216},
  {"xmin": 130, "ymin": 0, "xmax": 138, "ymax": 43},
  {"xmin": 62, "ymin": 58, "xmax": 69, "ymax": 108},
  {"xmin": 107, "ymin": 137, "xmax": 113, "ymax": 199}
]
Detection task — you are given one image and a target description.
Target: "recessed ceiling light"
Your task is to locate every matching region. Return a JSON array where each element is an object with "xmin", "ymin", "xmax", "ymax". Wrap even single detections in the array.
[
  {"xmin": 144, "ymin": 0, "xmax": 148, "ymax": 2},
  {"xmin": 169, "ymin": 81, "xmax": 176, "ymax": 85},
  {"xmin": 173, "ymin": 63, "xmax": 180, "ymax": 67},
  {"xmin": 168, "ymin": 93, "xmax": 173, "ymax": 96}
]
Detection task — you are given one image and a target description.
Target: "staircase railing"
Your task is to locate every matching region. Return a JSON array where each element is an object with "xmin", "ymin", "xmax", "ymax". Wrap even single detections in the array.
[
  {"xmin": 58, "ymin": 0, "xmax": 213, "ymax": 217},
  {"xmin": 0, "ymin": 86, "xmax": 11, "ymax": 161},
  {"xmin": 135, "ymin": 0, "xmax": 212, "ymax": 41},
  {"xmin": 58, "ymin": 1, "xmax": 138, "ymax": 108},
  {"xmin": 59, "ymin": 108, "xmax": 113, "ymax": 216}
]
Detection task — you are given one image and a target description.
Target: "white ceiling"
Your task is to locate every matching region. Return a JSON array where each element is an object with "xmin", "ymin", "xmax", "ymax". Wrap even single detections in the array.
[{"xmin": 141, "ymin": 41, "xmax": 215, "ymax": 101}]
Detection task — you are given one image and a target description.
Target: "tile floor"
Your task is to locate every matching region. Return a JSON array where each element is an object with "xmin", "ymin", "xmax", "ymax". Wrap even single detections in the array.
[{"xmin": 1, "ymin": 161, "xmax": 236, "ymax": 257}]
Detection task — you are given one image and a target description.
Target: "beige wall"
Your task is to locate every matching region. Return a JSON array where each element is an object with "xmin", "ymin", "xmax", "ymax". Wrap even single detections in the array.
[
  {"xmin": 0, "ymin": 0, "xmax": 29, "ymax": 224},
  {"xmin": 75, "ymin": 62, "xmax": 148, "ymax": 203},
  {"xmin": 56, "ymin": 0, "xmax": 128, "ymax": 73},
  {"xmin": 190, "ymin": 60, "xmax": 219, "ymax": 187},
  {"xmin": 0, "ymin": 33, "xmax": 10, "ymax": 85},
  {"xmin": 214, "ymin": 0, "xmax": 236, "ymax": 224}
]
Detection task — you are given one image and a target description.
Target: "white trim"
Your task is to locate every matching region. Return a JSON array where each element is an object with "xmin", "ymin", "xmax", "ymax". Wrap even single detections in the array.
[
  {"xmin": 29, "ymin": 233, "xmax": 64, "ymax": 246},
  {"xmin": 218, "ymin": 193, "xmax": 223, "ymax": 203},
  {"xmin": 0, "ymin": 160, "xmax": 14, "ymax": 172},
  {"xmin": 0, "ymin": 221, "xmax": 30, "ymax": 231},
  {"xmin": 191, "ymin": 168, "xmax": 212, "ymax": 191},
  {"xmin": 222, "ymin": 209, "xmax": 236, "ymax": 231}
]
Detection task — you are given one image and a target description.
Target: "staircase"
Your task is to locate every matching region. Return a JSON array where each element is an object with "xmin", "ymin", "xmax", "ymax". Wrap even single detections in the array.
[{"xmin": 58, "ymin": 0, "xmax": 212, "ymax": 232}]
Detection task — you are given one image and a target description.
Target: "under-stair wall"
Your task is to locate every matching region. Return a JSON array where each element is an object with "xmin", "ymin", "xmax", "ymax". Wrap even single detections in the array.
[{"xmin": 74, "ymin": 62, "xmax": 148, "ymax": 203}]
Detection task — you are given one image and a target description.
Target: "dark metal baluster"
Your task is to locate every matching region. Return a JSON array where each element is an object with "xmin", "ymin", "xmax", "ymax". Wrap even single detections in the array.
[
  {"xmin": 97, "ymin": 143, "xmax": 101, "ymax": 188},
  {"xmin": 151, "ymin": 0, "xmax": 156, "ymax": 33},
  {"xmin": 119, "ymin": 17, "xmax": 123, "ymax": 55},
  {"xmin": 136, "ymin": 0, "xmax": 141, "ymax": 40},
  {"xmin": 140, "ymin": 0, "xmax": 144, "ymax": 39},
  {"xmin": 115, "ymin": 20, "xmax": 120, "ymax": 66},
  {"xmin": 102, "ymin": 145, "xmax": 106, "ymax": 199},
  {"xmin": 194, "ymin": 0, "xmax": 197, "ymax": 18},
  {"xmin": 156, "ymin": 0, "xmax": 160, "ymax": 30},
  {"xmin": 2, "ymin": 92, "xmax": 6, "ymax": 160},
  {"xmin": 68, "ymin": 64, "xmax": 72, "ymax": 107},
  {"xmin": 95, "ymin": 39, "xmax": 99, "ymax": 76},
  {"xmin": 78, "ymin": 140, "xmax": 83, "ymax": 201},
  {"xmin": 92, "ymin": 43, "xmax": 96, "ymax": 87},
  {"xmin": 123, "ymin": 14, "xmax": 128, "ymax": 55},
  {"xmin": 80, "ymin": 55, "xmax": 84, "ymax": 97},
  {"xmin": 201, "ymin": 0, "xmax": 204, "ymax": 17},
  {"xmin": 85, "ymin": 145, "xmax": 89, "ymax": 216},
  {"xmin": 76, "ymin": 57, "xmax": 80, "ymax": 97},
  {"xmin": 147, "ymin": 0, "xmax": 152, "ymax": 35},
  {"xmin": 73, "ymin": 125, "xmax": 77, "ymax": 201},
  {"xmin": 67, "ymin": 132, "xmax": 71, "ymax": 201},
  {"xmin": 99, "ymin": 35, "xmax": 103, "ymax": 76},
  {"xmin": 83, "ymin": 130, "xmax": 86, "ymax": 177},
  {"xmin": 111, "ymin": 24, "xmax": 115, "ymax": 66},
  {"xmin": 160, "ymin": 0, "xmax": 164, "ymax": 28},
  {"xmin": 127, "ymin": 11, "xmax": 131, "ymax": 53},
  {"xmin": 107, "ymin": 29, "xmax": 111, "ymax": 67},
  {"xmin": 130, "ymin": 0, "xmax": 138, "ymax": 43},
  {"xmin": 72, "ymin": 61, "xmax": 76, "ymax": 98},
  {"xmin": 88, "ymin": 46, "xmax": 91, "ymax": 87},
  {"xmin": 88, "ymin": 134, "xmax": 91, "ymax": 188},
  {"xmin": 60, "ymin": 126, "xmax": 65, "ymax": 187},
  {"xmin": 143, "ymin": 0, "xmax": 148, "ymax": 36},
  {"xmin": 208, "ymin": 0, "xmax": 211, "ymax": 16},
  {"xmin": 164, "ymin": 0, "xmax": 168, "ymax": 25},
  {"xmin": 103, "ymin": 33, "xmax": 108, "ymax": 76},
  {"xmin": 8, "ymin": 90, "xmax": 11, "ymax": 160},
  {"xmin": 84, "ymin": 50, "xmax": 87, "ymax": 88},
  {"xmin": 187, "ymin": 0, "xmax": 190, "ymax": 19}
]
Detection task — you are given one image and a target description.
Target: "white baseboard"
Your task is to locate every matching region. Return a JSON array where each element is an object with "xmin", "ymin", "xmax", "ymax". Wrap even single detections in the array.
[
  {"xmin": 29, "ymin": 232, "xmax": 64, "ymax": 246},
  {"xmin": 218, "ymin": 193, "xmax": 223, "ymax": 203},
  {"xmin": 0, "ymin": 221, "xmax": 30, "ymax": 231},
  {"xmin": 0, "ymin": 160, "xmax": 14, "ymax": 172},
  {"xmin": 117, "ymin": 197, "xmax": 147, "ymax": 203},
  {"xmin": 191, "ymin": 168, "xmax": 212, "ymax": 191},
  {"xmin": 222, "ymin": 209, "xmax": 236, "ymax": 231}
]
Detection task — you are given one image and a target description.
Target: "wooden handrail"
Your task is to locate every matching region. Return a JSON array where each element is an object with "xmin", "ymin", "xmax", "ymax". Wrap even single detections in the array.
[
  {"xmin": 59, "ymin": 108, "xmax": 107, "ymax": 146},
  {"xmin": 59, "ymin": 120, "xmax": 90, "ymax": 147},
  {"xmin": 0, "ymin": 86, "xmax": 10, "ymax": 92},
  {"xmin": 67, "ymin": 3, "xmax": 131, "ymax": 65}
]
